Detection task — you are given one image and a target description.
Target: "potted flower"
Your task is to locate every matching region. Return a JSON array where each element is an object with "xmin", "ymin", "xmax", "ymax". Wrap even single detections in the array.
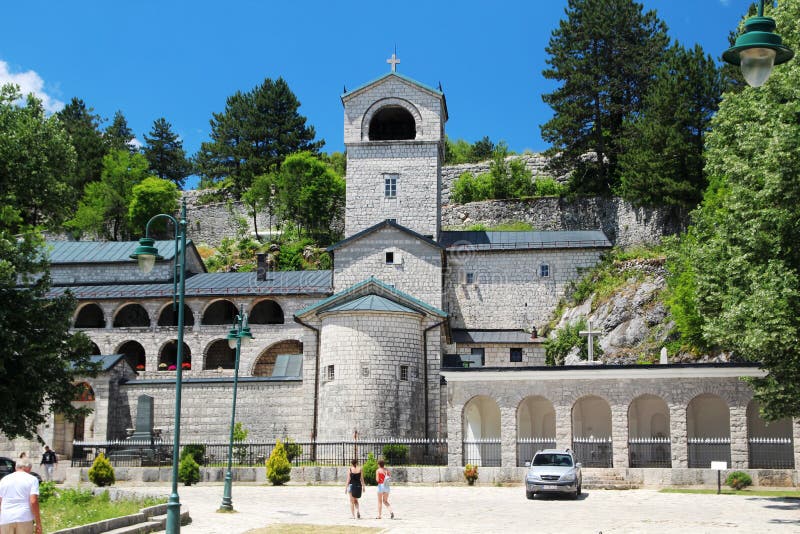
[
  {"xmin": 464, "ymin": 463, "xmax": 478, "ymax": 485},
  {"xmin": 158, "ymin": 363, "xmax": 167, "ymax": 371},
  {"xmin": 181, "ymin": 362, "xmax": 191, "ymax": 370},
  {"xmin": 168, "ymin": 364, "xmax": 177, "ymax": 371},
  {"xmin": 135, "ymin": 364, "xmax": 145, "ymax": 371}
]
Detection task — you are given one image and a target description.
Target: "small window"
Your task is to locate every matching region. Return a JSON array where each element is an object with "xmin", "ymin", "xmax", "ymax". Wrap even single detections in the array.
[
  {"xmin": 326, "ymin": 364, "xmax": 335, "ymax": 381},
  {"xmin": 510, "ymin": 348, "xmax": 523, "ymax": 363},
  {"xmin": 384, "ymin": 174, "xmax": 398, "ymax": 198},
  {"xmin": 470, "ymin": 348, "xmax": 485, "ymax": 367},
  {"xmin": 400, "ymin": 365, "xmax": 409, "ymax": 381},
  {"xmin": 385, "ymin": 252, "xmax": 394, "ymax": 264},
  {"xmin": 466, "ymin": 272, "xmax": 474, "ymax": 284},
  {"xmin": 361, "ymin": 364, "xmax": 370, "ymax": 378},
  {"xmin": 539, "ymin": 264, "xmax": 550, "ymax": 278}
]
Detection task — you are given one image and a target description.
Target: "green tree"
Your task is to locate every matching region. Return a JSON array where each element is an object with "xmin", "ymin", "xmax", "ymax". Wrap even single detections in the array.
[
  {"xmin": 128, "ymin": 176, "xmax": 179, "ymax": 238},
  {"xmin": 178, "ymin": 454, "xmax": 200, "ymax": 486},
  {"xmin": 104, "ymin": 110, "xmax": 136, "ymax": 153},
  {"xmin": 618, "ymin": 43, "xmax": 722, "ymax": 208},
  {"xmin": 541, "ymin": 0, "xmax": 669, "ymax": 195},
  {"xmin": 485, "ymin": 143, "xmax": 532, "ymax": 200},
  {"xmin": 68, "ymin": 150, "xmax": 153, "ymax": 240},
  {"xmin": 196, "ymin": 77, "xmax": 323, "ymax": 197},
  {"xmin": 682, "ymin": 0, "xmax": 800, "ymax": 420},
  {"xmin": 88, "ymin": 453, "xmax": 115, "ymax": 487},
  {"xmin": 0, "ymin": 85, "xmax": 76, "ymax": 230},
  {"xmin": 266, "ymin": 439, "xmax": 291, "ymax": 485},
  {"xmin": 56, "ymin": 97, "xmax": 106, "ymax": 196},
  {"xmin": 273, "ymin": 152, "xmax": 344, "ymax": 241},
  {"xmin": 142, "ymin": 118, "xmax": 192, "ymax": 189},
  {"xmin": 241, "ymin": 173, "xmax": 276, "ymax": 241}
]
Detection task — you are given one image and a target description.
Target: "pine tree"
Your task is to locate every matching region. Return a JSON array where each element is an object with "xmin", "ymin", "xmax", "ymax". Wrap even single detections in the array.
[
  {"xmin": 541, "ymin": 0, "xmax": 669, "ymax": 195},
  {"xmin": 104, "ymin": 110, "xmax": 136, "ymax": 153},
  {"xmin": 143, "ymin": 118, "xmax": 192, "ymax": 189},
  {"xmin": 195, "ymin": 77, "xmax": 323, "ymax": 197},
  {"xmin": 56, "ymin": 97, "xmax": 107, "ymax": 196}
]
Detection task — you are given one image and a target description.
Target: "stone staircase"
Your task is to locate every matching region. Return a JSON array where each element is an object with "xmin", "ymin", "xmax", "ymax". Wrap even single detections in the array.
[
  {"xmin": 582, "ymin": 472, "xmax": 639, "ymax": 490},
  {"xmin": 53, "ymin": 504, "xmax": 191, "ymax": 534}
]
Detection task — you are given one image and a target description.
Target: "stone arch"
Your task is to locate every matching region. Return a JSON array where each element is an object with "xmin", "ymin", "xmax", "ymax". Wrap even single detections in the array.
[
  {"xmin": 746, "ymin": 399, "xmax": 794, "ymax": 469},
  {"xmin": 157, "ymin": 302, "xmax": 195, "ymax": 327},
  {"xmin": 463, "ymin": 395, "xmax": 501, "ymax": 466},
  {"xmin": 361, "ymin": 98, "xmax": 422, "ymax": 141},
  {"xmin": 74, "ymin": 303, "xmax": 105, "ymax": 328},
  {"xmin": 516, "ymin": 395, "xmax": 557, "ymax": 466},
  {"xmin": 75, "ymin": 382, "xmax": 95, "ymax": 402},
  {"xmin": 746, "ymin": 399, "xmax": 792, "ymax": 438},
  {"xmin": 113, "ymin": 303, "xmax": 151, "ymax": 327},
  {"xmin": 571, "ymin": 395, "xmax": 612, "ymax": 438},
  {"xmin": 249, "ymin": 299, "xmax": 285, "ymax": 324},
  {"xmin": 116, "ymin": 340, "xmax": 146, "ymax": 371},
  {"xmin": 628, "ymin": 394, "xmax": 671, "ymax": 468},
  {"xmin": 686, "ymin": 393, "xmax": 730, "ymax": 438},
  {"xmin": 204, "ymin": 339, "xmax": 236, "ymax": 370},
  {"xmin": 89, "ymin": 342, "xmax": 101, "ymax": 355},
  {"xmin": 158, "ymin": 340, "xmax": 192, "ymax": 370},
  {"xmin": 252, "ymin": 340, "xmax": 303, "ymax": 377},
  {"xmin": 202, "ymin": 299, "xmax": 238, "ymax": 325}
]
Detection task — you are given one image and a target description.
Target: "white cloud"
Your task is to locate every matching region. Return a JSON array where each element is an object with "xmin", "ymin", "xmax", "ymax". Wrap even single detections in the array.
[
  {"xmin": 129, "ymin": 137, "xmax": 143, "ymax": 150},
  {"xmin": 0, "ymin": 60, "xmax": 64, "ymax": 113}
]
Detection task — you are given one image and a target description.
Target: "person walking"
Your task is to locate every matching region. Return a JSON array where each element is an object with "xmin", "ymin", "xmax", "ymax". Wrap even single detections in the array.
[
  {"xmin": 345, "ymin": 459, "xmax": 365, "ymax": 519},
  {"xmin": 376, "ymin": 459, "xmax": 394, "ymax": 519},
  {"xmin": 39, "ymin": 447, "xmax": 57, "ymax": 483},
  {"xmin": 0, "ymin": 456, "xmax": 42, "ymax": 534}
]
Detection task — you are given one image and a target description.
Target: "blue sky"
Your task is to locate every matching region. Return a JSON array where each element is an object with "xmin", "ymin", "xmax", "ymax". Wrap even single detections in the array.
[{"xmin": 2, "ymin": 1, "xmax": 749, "ymax": 189}]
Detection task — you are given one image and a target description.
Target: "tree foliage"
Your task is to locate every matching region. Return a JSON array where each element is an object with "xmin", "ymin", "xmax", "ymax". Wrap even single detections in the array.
[
  {"xmin": 128, "ymin": 176, "xmax": 179, "ymax": 238},
  {"xmin": 618, "ymin": 43, "xmax": 722, "ymax": 208},
  {"xmin": 142, "ymin": 118, "xmax": 192, "ymax": 189},
  {"xmin": 450, "ymin": 144, "xmax": 532, "ymax": 203},
  {"xmin": 195, "ymin": 77, "xmax": 323, "ymax": 197},
  {"xmin": 104, "ymin": 110, "xmax": 136, "ymax": 154},
  {"xmin": 56, "ymin": 97, "xmax": 107, "ymax": 197},
  {"xmin": 88, "ymin": 453, "xmax": 115, "ymax": 487},
  {"xmin": 444, "ymin": 136, "xmax": 497, "ymax": 164},
  {"xmin": 676, "ymin": 0, "xmax": 800, "ymax": 419},
  {"xmin": 541, "ymin": 0, "xmax": 669, "ymax": 195},
  {"xmin": 266, "ymin": 439, "xmax": 291, "ymax": 485}
]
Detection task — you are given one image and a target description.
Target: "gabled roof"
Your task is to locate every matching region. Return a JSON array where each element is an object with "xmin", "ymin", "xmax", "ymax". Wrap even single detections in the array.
[
  {"xmin": 342, "ymin": 72, "xmax": 443, "ymax": 101},
  {"xmin": 295, "ymin": 276, "xmax": 446, "ymax": 319},
  {"xmin": 46, "ymin": 240, "xmax": 193, "ymax": 263},
  {"xmin": 439, "ymin": 230, "xmax": 612, "ymax": 251},
  {"xmin": 325, "ymin": 294, "xmax": 419, "ymax": 314},
  {"xmin": 328, "ymin": 219, "xmax": 442, "ymax": 252},
  {"xmin": 88, "ymin": 354, "xmax": 127, "ymax": 372}
]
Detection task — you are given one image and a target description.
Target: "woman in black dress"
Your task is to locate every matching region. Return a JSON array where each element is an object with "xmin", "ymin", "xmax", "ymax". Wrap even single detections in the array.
[{"xmin": 345, "ymin": 458, "xmax": 365, "ymax": 519}]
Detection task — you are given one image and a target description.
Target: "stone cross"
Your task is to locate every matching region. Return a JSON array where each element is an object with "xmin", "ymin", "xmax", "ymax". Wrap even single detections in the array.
[
  {"xmin": 579, "ymin": 319, "xmax": 602, "ymax": 362},
  {"xmin": 387, "ymin": 52, "xmax": 400, "ymax": 72}
]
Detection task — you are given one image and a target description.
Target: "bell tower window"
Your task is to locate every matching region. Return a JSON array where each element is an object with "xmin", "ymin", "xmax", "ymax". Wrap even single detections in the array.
[
  {"xmin": 369, "ymin": 106, "xmax": 416, "ymax": 140},
  {"xmin": 384, "ymin": 174, "xmax": 398, "ymax": 198}
]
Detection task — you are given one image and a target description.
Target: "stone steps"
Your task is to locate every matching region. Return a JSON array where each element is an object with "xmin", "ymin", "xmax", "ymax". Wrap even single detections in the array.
[
  {"xmin": 103, "ymin": 511, "xmax": 190, "ymax": 534},
  {"xmin": 583, "ymin": 476, "xmax": 639, "ymax": 490}
]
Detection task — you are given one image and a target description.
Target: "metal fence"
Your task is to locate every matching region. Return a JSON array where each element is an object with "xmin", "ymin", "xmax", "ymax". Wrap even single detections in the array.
[
  {"xmin": 72, "ymin": 438, "xmax": 448, "ymax": 467},
  {"xmin": 462, "ymin": 439, "xmax": 502, "ymax": 467},
  {"xmin": 687, "ymin": 437, "xmax": 731, "ymax": 468},
  {"xmin": 748, "ymin": 437, "xmax": 795, "ymax": 469},
  {"xmin": 628, "ymin": 437, "xmax": 672, "ymax": 468},
  {"xmin": 516, "ymin": 438, "xmax": 557, "ymax": 467},
  {"xmin": 572, "ymin": 437, "xmax": 613, "ymax": 468}
]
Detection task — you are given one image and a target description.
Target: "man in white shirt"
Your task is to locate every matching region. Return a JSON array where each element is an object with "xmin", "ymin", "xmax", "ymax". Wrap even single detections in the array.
[{"xmin": 0, "ymin": 457, "xmax": 41, "ymax": 534}]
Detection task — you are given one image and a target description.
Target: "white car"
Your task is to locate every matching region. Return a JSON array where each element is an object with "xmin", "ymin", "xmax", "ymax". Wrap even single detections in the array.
[{"xmin": 525, "ymin": 449, "xmax": 582, "ymax": 499}]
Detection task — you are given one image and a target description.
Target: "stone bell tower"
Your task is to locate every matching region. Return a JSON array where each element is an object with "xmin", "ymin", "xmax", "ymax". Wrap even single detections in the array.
[{"xmin": 341, "ymin": 54, "xmax": 448, "ymax": 239}]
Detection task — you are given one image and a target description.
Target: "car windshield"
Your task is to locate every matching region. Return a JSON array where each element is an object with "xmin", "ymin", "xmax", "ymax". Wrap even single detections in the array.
[{"xmin": 532, "ymin": 453, "xmax": 573, "ymax": 467}]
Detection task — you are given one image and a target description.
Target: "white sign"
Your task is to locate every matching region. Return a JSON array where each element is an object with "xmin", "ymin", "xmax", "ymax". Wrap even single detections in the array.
[{"xmin": 710, "ymin": 461, "xmax": 728, "ymax": 470}]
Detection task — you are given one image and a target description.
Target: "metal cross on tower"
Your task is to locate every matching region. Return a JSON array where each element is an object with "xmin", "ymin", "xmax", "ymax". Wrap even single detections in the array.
[
  {"xmin": 387, "ymin": 52, "xmax": 400, "ymax": 72},
  {"xmin": 579, "ymin": 319, "xmax": 602, "ymax": 362}
]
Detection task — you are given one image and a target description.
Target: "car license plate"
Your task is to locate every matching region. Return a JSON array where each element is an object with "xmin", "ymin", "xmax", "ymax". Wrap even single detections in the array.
[{"xmin": 543, "ymin": 485, "xmax": 559, "ymax": 490}]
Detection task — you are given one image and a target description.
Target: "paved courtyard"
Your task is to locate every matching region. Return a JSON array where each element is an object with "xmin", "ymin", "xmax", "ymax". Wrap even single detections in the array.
[{"xmin": 121, "ymin": 484, "xmax": 800, "ymax": 533}]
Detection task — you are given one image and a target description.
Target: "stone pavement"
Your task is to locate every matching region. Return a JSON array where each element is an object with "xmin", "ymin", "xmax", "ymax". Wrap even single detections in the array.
[{"xmin": 119, "ymin": 483, "xmax": 800, "ymax": 533}]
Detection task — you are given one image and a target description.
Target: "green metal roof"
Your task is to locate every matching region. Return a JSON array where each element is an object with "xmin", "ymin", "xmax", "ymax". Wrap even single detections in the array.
[
  {"xmin": 324, "ymin": 294, "xmax": 420, "ymax": 314},
  {"xmin": 87, "ymin": 354, "xmax": 126, "ymax": 371},
  {"xmin": 328, "ymin": 219, "xmax": 442, "ymax": 252},
  {"xmin": 46, "ymin": 240, "xmax": 187, "ymax": 263},
  {"xmin": 439, "ymin": 230, "xmax": 612, "ymax": 251}
]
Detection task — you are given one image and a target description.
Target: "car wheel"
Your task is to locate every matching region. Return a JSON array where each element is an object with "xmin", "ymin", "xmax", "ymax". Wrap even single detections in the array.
[
  {"xmin": 576, "ymin": 484, "xmax": 582, "ymax": 498},
  {"xmin": 526, "ymin": 490, "xmax": 535, "ymax": 500}
]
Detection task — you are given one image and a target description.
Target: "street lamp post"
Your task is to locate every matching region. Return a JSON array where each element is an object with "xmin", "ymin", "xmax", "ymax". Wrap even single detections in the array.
[
  {"xmin": 219, "ymin": 310, "xmax": 253, "ymax": 512},
  {"xmin": 723, "ymin": 0, "xmax": 794, "ymax": 87},
  {"xmin": 130, "ymin": 198, "xmax": 189, "ymax": 533}
]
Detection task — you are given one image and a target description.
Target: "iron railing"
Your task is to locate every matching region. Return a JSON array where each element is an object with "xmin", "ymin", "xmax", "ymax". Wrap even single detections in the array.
[
  {"xmin": 748, "ymin": 437, "xmax": 794, "ymax": 469},
  {"xmin": 462, "ymin": 439, "xmax": 502, "ymax": 467},
  {"xmin": 628, "ymin": 437, "xmax": 672, "ymax": 468},
  {"xmin": 572, "ymin": 437, "xmax": 613, "ymax": 468},
  {"xmin": 72, "ymin": 438, "xmax": 448, "ymax": 467},
  {"xmin": 687, "ymin": 437, "xmax": 731, "ymax": 468},
  {"xmin": 516, "ymin": 438, "xmax": 557, "ymax": 466}
]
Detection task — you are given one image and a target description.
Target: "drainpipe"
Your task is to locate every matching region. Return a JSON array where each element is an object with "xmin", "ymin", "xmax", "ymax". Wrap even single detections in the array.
[
  {"xmin": 294, "ymin": 316, "xmax": 321, "ymax": 454},
  {"xmin": 423, "ymin": 318, "xmax": 447, "ymax": 440}
]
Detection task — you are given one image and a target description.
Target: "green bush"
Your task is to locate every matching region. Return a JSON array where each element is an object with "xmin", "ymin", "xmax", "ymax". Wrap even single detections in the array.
[
  {"xmin": 233, "ymin": 422, "xmax": 249, "ymax": 465},
  {"xmin": 544, "ymin": 318, "xmax": 603, "ymax": 366},
  {"xmin": 381, "ymin": 444, "xmax": 409, "ymax": 465},
  {"xmin": 38, "ymin": 481, "xmax": 57, "ymax": 503},
  {"xmin": 266, "ymin": 440, "xmax": 291, "ymax": 485},
  {"xmin": 181, "ymin": 444, "xmax": 205, "ymax": 466},
  {"xmin": 362, "ymin": 453, "xmax": 378, "ymax": 485},
  {"xmin": 178, "ymin": 454, "xmax": 200, "ymax": 486},
  {"xmin": 533, "ymin": 177, "xmax": 567, "ymax": 197},
  {"xmin": 87, "ymin": 453, "xmax": 115, "ymax": 487},
  {"xmin": 725, "ymin": 471, "xmax": 753, "ymax": 490},
  {"xmin": 283, "ymin": 439, "xmax": 302, "ymax": 463},
  {"xmin": 57, "ymin": 487, "xmax": 97, "ymax": 505}
]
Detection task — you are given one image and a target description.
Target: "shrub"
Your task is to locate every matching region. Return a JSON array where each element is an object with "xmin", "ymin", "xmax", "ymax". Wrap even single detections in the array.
[
  {"xmin": 362, "ymin": 453, "xmax": 378, "ymax": 485},
  {"xmin": 725, "ymin": 471, "xmax": 753, "ymax": 490},
  {"xmin": 233, "ymin": 422, "xmax": 249, "ymax": 465},
  {"xmin": 266, "ymin": 440, "xmax": 291, "ymax": 485},
  {"xmin": 382, "ymin": 444, "xmax": 409, "ymax": 465},
  {"xmin": 464, "ymin": 463, "xmax": 478, "ymax": 485},
  {"xmin": 87, "ymin": 453, "xmax": 115, "ymax": 487},
  {"xmin": 38, "ymin": 481, "xmax": 57, "ymax": 503},
  {"xmin": 178, "ymin": 454, "xmax": 200, "ymax": 486},
  {"xmin": 533, "ymin": 177, "xmax": 567, "ymax": 197},
  {"xmin": 283, "ymin": 439, "xmax": 302, "ymax": 463},
  {"xmin": 181, "ymin": 444, "xmax": 205, "ymax": 466}
]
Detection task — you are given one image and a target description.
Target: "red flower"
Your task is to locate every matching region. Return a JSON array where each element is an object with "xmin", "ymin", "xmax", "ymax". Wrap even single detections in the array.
[{"xmin": 181, "ymin": 362, "xmax": 191, "ymax": 370}]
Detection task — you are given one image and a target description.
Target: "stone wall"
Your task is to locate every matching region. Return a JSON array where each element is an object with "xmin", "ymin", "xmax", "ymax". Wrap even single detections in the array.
[
  {"xmin": 182, "ymin": 189, "xmax": 275, "ymax": 248},
  {"xmin": 441, "ymin": 153, "xmax": 554, "ymax": 204}
]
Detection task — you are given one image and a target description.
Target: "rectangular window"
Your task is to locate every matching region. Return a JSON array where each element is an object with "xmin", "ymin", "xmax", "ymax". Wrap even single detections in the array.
[
  {"xmin": 470, "ymin": 348, "xmax": 485, "ymax": 367},
  {"xmin": 361, "ymin": 364, "xmax": 370, "ymax": 378},
  {"xmin": 384, "ymin": 174, "xmax": 398, "ymax": 198},
  {"xmin": 400, "ymin": 365, "xmax": 409, "ymax": 381},
  {"xmin": 539, "ymin": 264, "xmax": 550, "ymax": 278},
  {"xmin": 326, "ymin": 364, "xmax": 335, "ymax": 381},
  {"xmin": 385, "ymin": 251, "xmax": 395, "ymax": 264},
  {"xmin": 510, "ymin": 348, "xmax": 523, "ymax": 362},
  {"xmin": 466, "ymin": 272, "xmax": 474, "ymax": 284}
]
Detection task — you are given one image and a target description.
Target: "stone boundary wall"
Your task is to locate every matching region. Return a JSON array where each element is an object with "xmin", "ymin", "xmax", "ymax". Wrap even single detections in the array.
[
  {"xmin": 441, "ymin": 153, "xmax": 555, "ymax": 204},
  {"xmin": 65, "ymin": 466, "xmax": 798, "ymax": 488}
]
